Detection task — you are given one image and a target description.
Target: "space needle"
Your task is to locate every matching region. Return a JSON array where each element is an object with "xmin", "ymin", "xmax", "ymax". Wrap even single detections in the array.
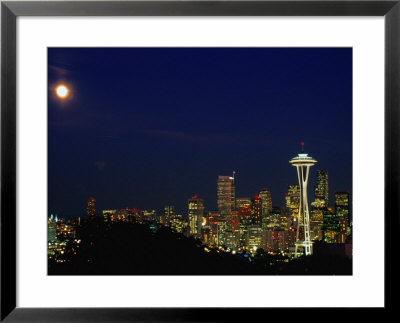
[{"xmin": 289, "ymin": 142, "xmax": 317, "ymax": 257}]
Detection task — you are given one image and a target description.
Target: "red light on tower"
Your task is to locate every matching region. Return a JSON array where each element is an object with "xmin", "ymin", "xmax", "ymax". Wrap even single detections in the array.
[
  {"xmin": 300, "ymin": 141, "xmax": 305, "ymax": 153},
  {"xmin": 254, "ymin": 195, "xmax": 259, "ymax": 200},
  {"xmin": 193, "ymin": 194, "xmax": 198, "ymax": 199}
]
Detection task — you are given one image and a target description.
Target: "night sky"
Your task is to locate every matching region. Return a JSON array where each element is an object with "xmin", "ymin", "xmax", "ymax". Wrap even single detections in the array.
[{"xmin": 48, "ymin": 48, "xmax": 352, "ymax": 219}]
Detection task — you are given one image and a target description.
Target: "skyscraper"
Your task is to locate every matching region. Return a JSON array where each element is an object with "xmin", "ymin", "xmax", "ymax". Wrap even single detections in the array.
[
  {"xmin": 164, "ymin": 205, "xmax": 174, "ymax": 227},
  {"xmin": 48, "ymin": 214, "xmax": 58, "ymax": 243},
  {"xmin": 188, "ymin": 195, "xmax": 204, "ymax": 238},
  {"xmin": 237, "ymin": 198, "xmax": 252, "ymax": 217},
  {"xmin": 286, "ymin": 185, "xmax": 300, "ymax": 219},
  {"xmin": 251, "ymin": 195, "xmax": 262, "ymax": 225},
  {"xmin": 315, "ymin": 170, "xmax": 329, "ymax": 207},
  {"xmin": 289, "ymin": 143, "xmax": 317, "ymax": 257},
  {"xmin": 217, "ymin": 173, "xmax": 235, "ymax": 226},
  {"xmin": 86, "ymin": 197, "xmax": 96, "ymax": 219},
  {"xmin": 170, "ymin": 214, "xmax": 184, "ymax": 233},
  {"xmin": 310, "ymin": 171, "xmax": 328, "ymax": 240},
  {"xmin": 246, "ymin": 225, "xmax": 263, "ymax": 251},
  {"xmin": 259, "ymin": 188, "xmax": 272, "ymax": 216},
  {"xmin": 323, "ymin": 207, "xmax": 339, "ymax": 243},
  {"xmin": 335, "ymin": 192, "xmax": 350, "ymax": 230},
  {"xmin": 236, "ymin": 198, "xmax": 252, "ymax": 248}
]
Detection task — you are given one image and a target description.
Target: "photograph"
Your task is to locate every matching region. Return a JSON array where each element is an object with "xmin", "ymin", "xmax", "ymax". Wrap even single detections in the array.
[{"xmin": 47, "ymin": 47, "xmax": 352, "ymax": 275}]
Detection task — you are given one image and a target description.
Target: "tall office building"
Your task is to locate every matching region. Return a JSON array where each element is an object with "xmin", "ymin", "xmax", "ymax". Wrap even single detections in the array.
[
  {"xmin": 310, "ymin": 208, "xmax": 324, "ymax": 240},
  {"xmin": 335, "ymin": 192, "xmax": 350, "ymax": 229},
  {"xmin": 323, "ymin": 207, "xmax": 339, "ymax": 243},
  {"xmin": 188, "ymin": 195, "xmax": 204, "ymax": 238},
  {"xmin": 206, "ymin": 210, "xmax": 220, "ymax": 226},
  {"xmin": 164, "ymin": 205, "xmax": 174, "ymax": 227},
  {"xmin": 237, "ymin": 198, "xmax": 252, "ymax": 221},
  {"xmin": 338, "ymin": 216, "xmax": 347, "ymax": 243},
  {"xmin": 48, "ymin": 214, "xmax": 58, "ymax": 243},
  {"xmin": 286, "ymin": 185, "xmax": 300, "ymax": 219},
  {"xmin": 315, "ymin": 170, "xmax": 329, "ymax": 206},
  {"xmin": 310, "ymin": 171, "xmax": 328, "ymax": 240},
  {"xmin": 170, "ymin": 214, "xmax": 184, "ymax": 233},
  {"xmin": 217, "ymin": 173, "xmax": 235, "ymax": 226},
  {"xmin": 86, "ymin": 197, "xmax": 96, "ymax": 219},
  {"xmin": 236, "ymin": 198, "xmax": 252, "ymax": 248},
  {"xmin": 246, "ymin": 225, "xmax": 263, "ymax": 251},
  {"xmin": 259, "ymin": 188, "xmax": 272, "ymax": 216},
  {"xmin": 251, "ymin": 195, "xmax": 262, "ymax": 225},
  {"xmin": 264, "ymin": 207, "xmax": 281, "ymax": 231}
]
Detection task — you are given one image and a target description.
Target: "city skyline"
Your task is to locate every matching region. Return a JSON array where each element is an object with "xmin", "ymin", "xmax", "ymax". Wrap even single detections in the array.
[
  {"xmin": 49, "ymin": 148, "xmax": 351, "ymax": 219},
  {"xmin": 50, "ymin": 162, "xmax": 351, "ymax": 223},
  {"xmin": 48, "ymin": 144, "xmax": 352, "ymax": 270},
  {"xmin": 48, "ymin": 48, "xmax": 352, "ymax": 219}
]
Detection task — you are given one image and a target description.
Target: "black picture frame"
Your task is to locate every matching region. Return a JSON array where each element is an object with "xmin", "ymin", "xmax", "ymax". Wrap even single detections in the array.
[{"xmin": 1, "ymin": 0, "xmax": 398, "ymax": 321}]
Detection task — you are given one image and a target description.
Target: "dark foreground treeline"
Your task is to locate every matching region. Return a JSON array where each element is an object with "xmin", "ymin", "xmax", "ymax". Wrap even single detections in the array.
[{"xmin": 49, "ymin": 219, "xmax": 352, "ymax": 275}]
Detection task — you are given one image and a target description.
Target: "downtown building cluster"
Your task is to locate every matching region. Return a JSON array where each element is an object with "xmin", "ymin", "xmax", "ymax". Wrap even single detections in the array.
[
  {"xmin": 163, "ymin": 171, "xmax": 352, "ymax": 256},
  {"xmin": 48, "ymin": 163, "xmax": 351, "ymax": 260},
  {"xmin": 57, "ymin": 170, "xmax": 352, "ymax": 258}
]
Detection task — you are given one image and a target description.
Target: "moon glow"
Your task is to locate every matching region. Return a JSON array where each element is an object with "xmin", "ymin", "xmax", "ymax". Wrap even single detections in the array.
[{"xmin": 56, "ymin": 85, "xmax": 69, "ymax": 99}]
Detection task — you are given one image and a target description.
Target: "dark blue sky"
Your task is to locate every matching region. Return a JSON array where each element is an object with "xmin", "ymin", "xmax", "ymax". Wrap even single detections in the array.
[{"xmin": 48, "ymin": 48, "xmax": 352, "ymax": 219}]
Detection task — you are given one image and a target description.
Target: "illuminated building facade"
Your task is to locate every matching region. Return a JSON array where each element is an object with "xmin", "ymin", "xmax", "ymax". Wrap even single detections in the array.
[
  {"xmin": 86, "ymin": 196, "xmax": 96, "ymax": 219},
  {"xmin": 237, "ymin": 197, "xmax": 252, "ymax": 247},
  {"xmin": 310, "ymin": 208, "xmax": 324, "ymax": 240},
  {"xmin": 263, "ymin": 230, "xmax": 290, "ymax": 252},
  {"xmin": 279, "ymin": 208, "xmax": 289, "ymax": 231},
  {"xmin": 237, "ymin": 197, "xmax": 252, "ymax": 223},
  {"xmin": 102, "ymin": 209, "xmax": 116, "ymax": 223},
  {"xmin": 259, "ymin": 188, "xmax": 272, "ymax": 216},
  {"xmin": 335, "ymin": 192, "xmax": 350, "ymax": 230},
  {"xmin": 170, "ymin": 214, "xmax": 184, "ymax": 233},
  {"xmin": 217, "ymin": 174, "xmax": 235, "ymax": 226},
  {"xmin": 338, "ymin": 216, "xmax": 347, "ymax": 243},
  {"xmin": 251, "ymin": 195, "xmax": 262, "ymax": 225},
  {"xmin": 289, "ymin": 143, "xmax": 317, "ymax": 257},
  {"xmin": 142, "ymin": 209, "xmax": 157, "ymax": 223},
  {"xmin": 206, "ymin": 213, "xmax": 219, "ymax": 246},
  {"xmin": 315, "ymin": 170, "xmax": 329, "ymax": 206},
  {"xmin": 217, "ymin": 174, "xmax": 235, "ymax": 246},
  {"xmin": 246, "ymin": 225, "xmax": 262, "ymax": 250},
  {"xmin": 164, "ymin": 205, "xmax": 174, "ymax": 227},
  {"xmin": 232, "ymin": 210, "xmax": 240, "ymax": 237},
  {"xmin": 286, "ymin": 185, "xmax": 300, "ymax": 219},
  {"xmin": 206, "ymin": 210, "xmax": 220, "ymax": 225},
  {"xmin": 323, "ymin": 207, "xmax": 339, "ymax": 243},
  {"xmin": 48, "ymin": 214, "xmax": 58, "ymax": 242},
  {"xmin": 265, "ymin": 207, "xmax": 281, "ymax": 231},
  {"xmin": 188, "ymin": 195, "xmax": 204, "ymax": 238}
]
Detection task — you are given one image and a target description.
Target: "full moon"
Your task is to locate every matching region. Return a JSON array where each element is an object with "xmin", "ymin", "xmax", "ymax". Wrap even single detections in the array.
[{"xmin": 56, "ymin": 85, "xmax": 69, "ymax": 99}]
